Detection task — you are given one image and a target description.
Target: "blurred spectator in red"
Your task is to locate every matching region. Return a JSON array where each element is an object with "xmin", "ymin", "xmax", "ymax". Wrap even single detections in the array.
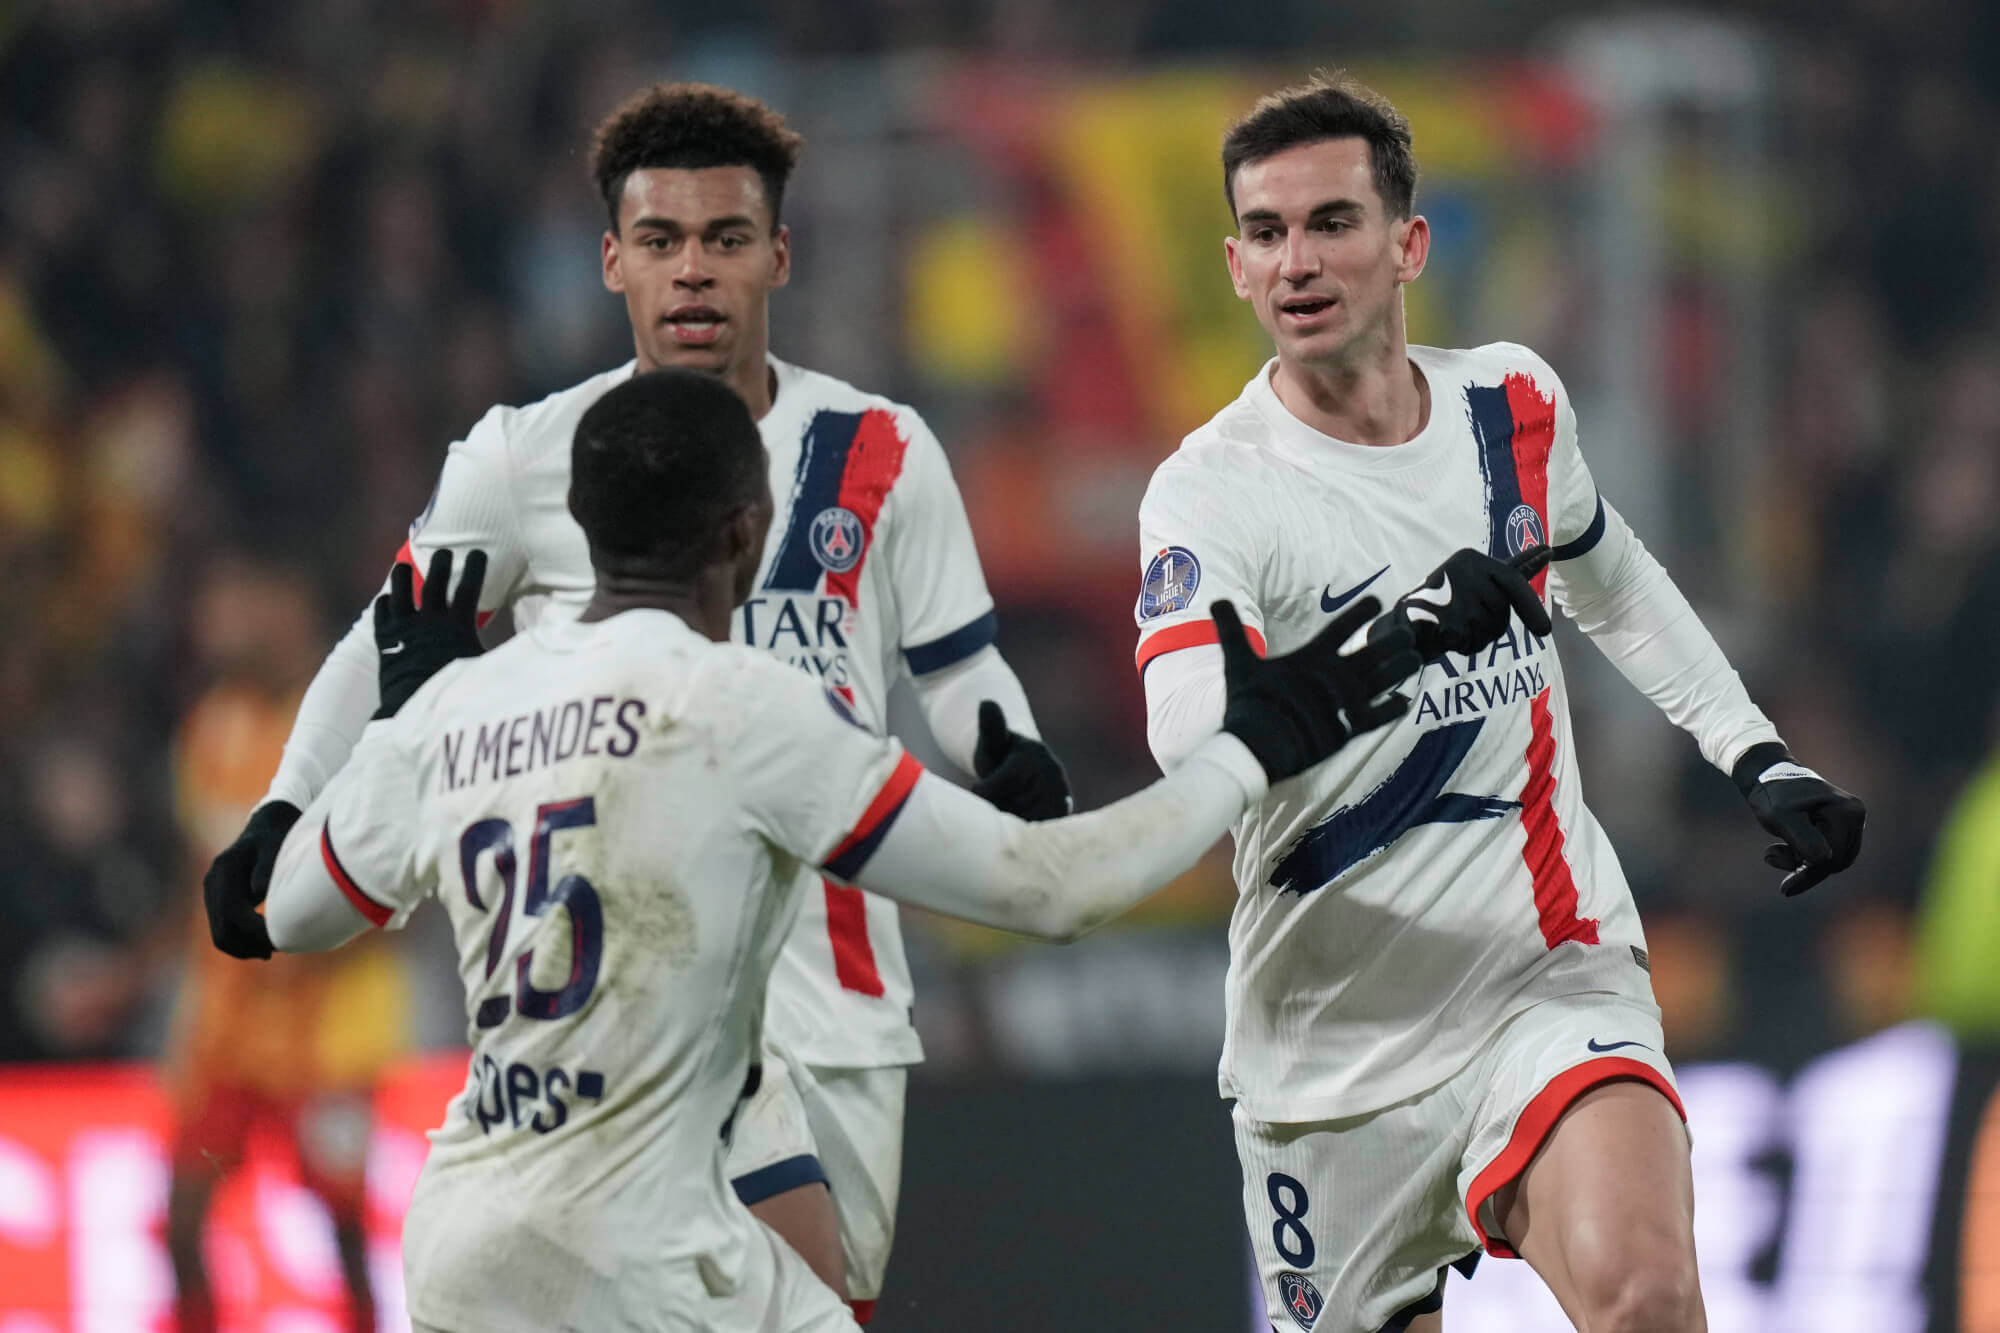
[{"xmin": 160, "ymin": 555, "xmax": 409, "ymax": 1333}]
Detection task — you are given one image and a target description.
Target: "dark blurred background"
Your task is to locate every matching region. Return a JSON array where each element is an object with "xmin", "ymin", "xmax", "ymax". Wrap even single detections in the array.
[{"xmin": 2, "ymin": 1, "xmax": 1998, "ymax": 1329}]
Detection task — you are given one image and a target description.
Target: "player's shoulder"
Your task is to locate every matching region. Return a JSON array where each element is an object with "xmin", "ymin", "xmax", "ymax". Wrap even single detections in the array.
[
  {"xmin": 1142, "ymin": 368, "xmax": 1289, "ymax": 518},
  {"xmin": 773, "ymin": 357, "xmax": 940, "ymax": 457},
  {"xmin": 466, "ymin": 361, "xmax": 639, "ymax": 471},
  {"xmin": 1425, "ymin": 341, "xmax": 1569, "ymax": 402}
]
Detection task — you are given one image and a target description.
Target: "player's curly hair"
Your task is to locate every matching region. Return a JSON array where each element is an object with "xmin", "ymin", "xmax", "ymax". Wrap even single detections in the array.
[
  {"xmin": 569, "ymin": 369, "xmax": 766, "ymax": 580},
  {"xmin": 1221, "ymin": 71, "xmax": 1418, "ymax": 221},
  {"xmin": 589, "ymin": 82, "xmax": 805, "ymax": 233}
]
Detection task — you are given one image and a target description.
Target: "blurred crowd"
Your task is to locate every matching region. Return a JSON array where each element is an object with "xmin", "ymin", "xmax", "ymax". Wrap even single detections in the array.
[{"xmin": 1, "ymin": 0, "xmax": 1996, "ymax": 1074}]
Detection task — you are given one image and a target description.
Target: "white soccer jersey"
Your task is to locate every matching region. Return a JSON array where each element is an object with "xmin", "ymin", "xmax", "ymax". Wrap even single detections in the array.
[
  {"xmin": 301, "ymin": 610, "xmax": 917, "ymax": 1327},
  {"xmin": 1136, "ymin": 343, "xmax": 1771, "ymax": 1122},
  {"xmin": 387, "ymin": 356, "xmax": 996, "ymax": 1068}
]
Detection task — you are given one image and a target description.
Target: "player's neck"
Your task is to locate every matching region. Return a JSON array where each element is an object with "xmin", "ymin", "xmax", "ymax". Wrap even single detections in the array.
[
  {"xmin": 580, "ymin": 571, "xmax": 735, "ymax": 642},
  {"xmin": 1271, "ymin": 332, "xmax": 1428, "ymax": 448}
]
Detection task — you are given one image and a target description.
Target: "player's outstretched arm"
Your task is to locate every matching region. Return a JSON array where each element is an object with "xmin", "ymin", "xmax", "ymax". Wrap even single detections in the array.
[
  {"xmin": 208, "ymin": 415, "xmax": 521, "ymax": 957},
  {"xmin": 203, "ymin": 549, "xmax": 488, "ymax": 959},
  {"xmin": 849, "ymin": 599, "xmax": 1419, "ymax": 941},
  {"xmin": 1550, "ymin": 501, "xmax": 1864, "ymax": 894}
]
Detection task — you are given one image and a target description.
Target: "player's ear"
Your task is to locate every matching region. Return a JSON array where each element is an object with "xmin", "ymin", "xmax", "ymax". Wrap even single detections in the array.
[
  {"xmin": 1394, "ymin": 214, "xmax": 1429, "ymax": 285},
  {"xmin": 719, "ymin": 498, "xmax": 763, "ymax": 568},
  {"xmin": 603, "ymin": 229, "xmax": 626, "ymax": 293},
  {"xmin": 769, "ymin": 224, "xmax": 791, "ymax": 290},
  {"xmin": 1224, "ymin": 234, "xmax": 1251, "ymax": 301}
]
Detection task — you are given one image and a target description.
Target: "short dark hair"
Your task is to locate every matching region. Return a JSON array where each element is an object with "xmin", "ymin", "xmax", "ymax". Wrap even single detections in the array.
[
  {"xmin": 1221, "ymin": 72, "xmax": 1418, "ymax": 221},
  {"xmin": 588, "ymin": 82, "xmax": 805, "ymax": 233},
  {"xmin": 569, "ymin": 369, "xmax": 766, "ymax": 580}
]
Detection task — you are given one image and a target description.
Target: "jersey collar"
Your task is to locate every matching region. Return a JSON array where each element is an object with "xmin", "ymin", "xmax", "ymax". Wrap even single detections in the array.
[{"xmin": 1246, "ymin": 345, "xmax": 1456, "ymax": 476}]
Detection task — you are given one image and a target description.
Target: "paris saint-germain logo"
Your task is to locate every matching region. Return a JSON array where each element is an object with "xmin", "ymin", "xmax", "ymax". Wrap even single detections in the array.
[
  {"xmin": 1277, "ymin": 1272, "xmax": 1323, "ymax": 1329},
  {"xmin": 1138, "ymin": 545, "xmax": 1201, "ymax": 620},
  {"xmin": 811, "ymin": 506, "xmax": 865, "ymax": 574},
  {"xmin": 1506, "ymin": 503, "xmax": 1547, "ymax": 557}
]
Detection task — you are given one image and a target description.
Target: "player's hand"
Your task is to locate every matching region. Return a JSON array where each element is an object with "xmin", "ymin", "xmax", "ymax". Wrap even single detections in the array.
[
  {"xmin": 202, "ymin": 800, "xmax": 301, "ymax": 960},
  {"xmin": 1215, "ymin": 597, "xmax": 1421, "ymax": 784},
  {"xmin": 1731, "ymin": 742, "xmax": 1866, "ymax": 896},
  {"xmin": 970, "ymin": 701, "xmax": 1073, "ymax": 820},
  {"xmin": 1382, "ymin": 546, "xmax": 1553, "ymax": 662},
  {"xmin": 373, "ymin": 548, "xmax": 488, "ymax": 719}
]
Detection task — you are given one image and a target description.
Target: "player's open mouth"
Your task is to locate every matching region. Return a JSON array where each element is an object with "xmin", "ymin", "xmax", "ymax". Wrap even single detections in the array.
[
  {"xmin": 664, "ymin": 306, "xmax": 726, "ymax": 346},
  {"xmin": 1280, "ymin": 297, "xmax": 1335, "ymax": 322}
]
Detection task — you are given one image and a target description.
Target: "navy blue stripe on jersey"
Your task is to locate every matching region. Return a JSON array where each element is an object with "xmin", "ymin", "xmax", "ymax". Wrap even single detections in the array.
[
  {"xmin": 1549, "ymin": 494, "xmax": 1607, "ymax": 560},
  {"xmin": 1267, "ymin": 720, "xmax": 1518, "ymax": 896},
  {"xmin": 1467, "ymin": 384, "xmax": 1524, "ymax": 560},
  {"xmin": 904, "ymin": 609, "xmax": 998, "ymax": 675},
  {"xmin": 824, "ymin": 787, "xmax": 916, "ymax": 881},
  {"xmin": 731, "ymin": 1153, "xmax": 829, "ymax": 1204},
  {"xmin": 764, "ymin": 410, "xmax": 866, "ymax": 592}
]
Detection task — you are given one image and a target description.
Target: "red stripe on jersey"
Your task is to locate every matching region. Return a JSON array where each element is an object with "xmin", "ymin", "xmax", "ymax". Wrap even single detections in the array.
[
  {"xmin": 1463, "ymin": 1056, "xmax": 1686, "ymax": 1258},
  {"xmin": 1134, "ymin": 618, "xmax": 1267, "ymax": 672},
  {"xmin": 819, "ymin": 751, "xmax": 922, "ymax": 997},
  {"xmin": 1520, "ymin": 691, "xmax": 1598, "ymax": 949},
  {"xmin": 320, "ymin": 825, "xmax": 392, "ymax": 928},
  {"xmin": 850, "ymin": 1299, "xmax": 877, "ymax": 1325},
  {"xmin": 394, "ymin": 540, "xmax": 496, "ymax": 628},
  {"xmin": 823, "ymin": 879, "xmax": 885, "ymax": 997},
  {"xmin": 823, "ymin": 408, "xmax": 911, "ymax": 609},
  {"xmin": 1503, "ymin": 373, "xmax": 1557, "ymax": 597},
  {"xmin": 826, "ymin": 752, "xmax": 923, "ymax": 868}
]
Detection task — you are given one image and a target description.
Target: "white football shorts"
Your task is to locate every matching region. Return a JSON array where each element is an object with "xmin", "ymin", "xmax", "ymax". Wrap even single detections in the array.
[
  {"xmin": 1235, "ymin": 990, "xmax": 1684, "ymax": 1333},
  {"xmin": 724, "ymin": 1039, "xmax": 908, "ymax": 1308}
]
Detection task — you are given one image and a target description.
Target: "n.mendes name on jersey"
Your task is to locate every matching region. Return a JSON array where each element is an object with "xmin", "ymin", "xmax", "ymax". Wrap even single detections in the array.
[{"xmin": 437, "ymin": 695, "xmax": 647, "ymax": 793}]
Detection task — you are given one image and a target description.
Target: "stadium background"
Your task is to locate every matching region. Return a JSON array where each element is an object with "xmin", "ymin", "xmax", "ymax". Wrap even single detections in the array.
[{"xmin": 2, "ymin": 0, "xmax": 1998, "ymax": 1328}]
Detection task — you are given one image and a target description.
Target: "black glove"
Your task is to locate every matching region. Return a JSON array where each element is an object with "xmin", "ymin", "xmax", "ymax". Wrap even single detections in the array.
[
  {"xmin": 1381, "ymin": 545, "xmax": 1553, "ymax": 661},
  {"xmin": 1731, "ymin": 741, "xmax": 1866, "ymax": 897},
  {"xmin": 374, "ymin": 548, "xmax": 488, "ymax": 719},
  {"xmin": 1215, "ymin": 596, "xmax": 1421, "ymax": 784},
  {"xmin": 970, "ymin": 700, "xmax": 1073, "ymax": 820},
  {"xmin": 202, "ymin": 800, "xmax": 301, "ymax": 960}
]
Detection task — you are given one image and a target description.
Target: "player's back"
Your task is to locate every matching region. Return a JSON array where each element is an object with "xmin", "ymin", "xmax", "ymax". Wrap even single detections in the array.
[{"xmin": 381, "ymin": 609, "xmax": 820, "ymax": 1327}]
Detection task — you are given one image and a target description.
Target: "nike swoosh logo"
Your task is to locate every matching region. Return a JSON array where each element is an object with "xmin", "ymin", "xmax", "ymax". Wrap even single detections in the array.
[
  {"xmin": 381, "ymin": 642, "xmax": 407, "ymax": 655},
  {"xmin": 1585, "ymin": 1038, "xmax": 1651, "ymax": 1054},
  {"xmin": 1321, "ymin": 565, "xmax": 1389, "ymax": 614}
]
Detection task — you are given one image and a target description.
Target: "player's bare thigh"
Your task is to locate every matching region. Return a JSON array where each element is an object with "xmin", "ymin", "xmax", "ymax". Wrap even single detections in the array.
[
  {"xmin": 1492, "ymin": 1080, "xmax": 1704, "ymax": 1331},
  {"xmin": 751, "ymin": 1185, "xmax": 846, "ymax": 1298}
]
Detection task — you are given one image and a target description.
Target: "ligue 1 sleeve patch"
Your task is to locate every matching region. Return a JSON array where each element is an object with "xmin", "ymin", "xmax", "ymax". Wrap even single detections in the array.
[
  {"xmin": 1138, "ymin": 546, "xmax": 1201, "ymax": 620},
  {"xmin": 1277, "ymin": 1272, "xmax": 1323, "ymax": 1329}
]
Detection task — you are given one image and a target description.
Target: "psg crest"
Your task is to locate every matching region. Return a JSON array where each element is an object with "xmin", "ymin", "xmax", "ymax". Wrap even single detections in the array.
[
  {"xmin": 1277, "ymin": 1272, "xmax": 1323, "ymax": 1329},
  {"xmin": 1138, "ymin": 545, "xmax": 1201, "ymax": 620},
  {"xmin": 1506, "ymin": 503, "xmax": 1547, "ymax": 557},
  {"xmin": 811, "ymin": 506, "xmax": 865, "ymax": 574}
]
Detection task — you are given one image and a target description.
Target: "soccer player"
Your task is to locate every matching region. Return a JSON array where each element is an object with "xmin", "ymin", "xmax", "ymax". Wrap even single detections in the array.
[
  {"xmin": 1135, "ymin": 75, "xmax": 1866, "ymax": 1332},
  {"xmin": 248, "ymin": 366, "xmax": 1420, "ymax": 1331},
  {"xmin": 202, "ymin": 84, "xmax": 1068, "ymax": 1319}
]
